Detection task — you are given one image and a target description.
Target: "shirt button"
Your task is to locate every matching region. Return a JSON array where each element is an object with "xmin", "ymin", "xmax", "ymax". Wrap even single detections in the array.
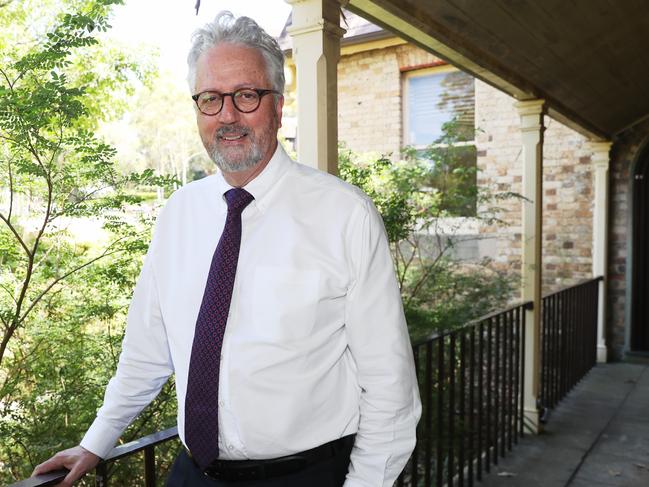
[
  {"xmin": 228, "ymin": 444, "xmax": 234, "ymax": 450},
  {"xmin": 219, "ymin": 400, "xmax": 224, "ymax": 407}
]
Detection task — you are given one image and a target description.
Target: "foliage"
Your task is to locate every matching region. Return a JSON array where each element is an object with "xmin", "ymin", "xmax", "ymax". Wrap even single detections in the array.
[
  {"xmin": 0, "ymin": 249, "xmax": 178, "ymax": 484},
  {"xmin": 0, "ymin": 0, "xmax": 177, "ymax": 482},
  {"xmin": 339, "ymin": 121, "xmax": 517, "ymax": 342},
  {"xmin": 102, "ymin": 74, "xmax": 212, "ymax": 185},
  {"xmin": 402, "ymin": 119, "xmax": 478, "ymax": 217}
]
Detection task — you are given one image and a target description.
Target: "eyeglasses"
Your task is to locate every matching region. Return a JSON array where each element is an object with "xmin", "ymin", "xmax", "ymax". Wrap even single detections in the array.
[{"xmin": 191, "ymin": 88, "xmax": 281, "ymax": 116}]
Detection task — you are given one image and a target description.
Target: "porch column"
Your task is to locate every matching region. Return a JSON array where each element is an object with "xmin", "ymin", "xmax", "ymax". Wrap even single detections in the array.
[
  {"xmin": 590, "ymin": 141, "xmax": 612, "ymax": 363},
  {"xmin": 516, "ymin": 99, "xmax": 546, "ymax": 434},
  {"xmin": 286, "ymin": 0, "xmax": 345, "ymax": 174}
]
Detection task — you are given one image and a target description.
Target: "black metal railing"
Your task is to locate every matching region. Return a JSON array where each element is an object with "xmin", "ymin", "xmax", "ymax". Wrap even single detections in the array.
[
  {"xmin": 13, "ymin": 278, "xmax": 603, "ymax": 487},
  {"xmin": 11, "ymin": 427, "xmax": 179, "ymax": 487},
  {"xmin": 396, "ymin": 302, "xmax": 530, "ymax": 487},
  {"xmin": 540, "ymin": 277, "xmax": 601, "ymax": 411}
]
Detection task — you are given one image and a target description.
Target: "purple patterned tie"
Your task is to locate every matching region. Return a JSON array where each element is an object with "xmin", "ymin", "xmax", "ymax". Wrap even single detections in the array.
[{"xmin": 185, "ymin": 188, "xmax": 254, "ymax": 469}]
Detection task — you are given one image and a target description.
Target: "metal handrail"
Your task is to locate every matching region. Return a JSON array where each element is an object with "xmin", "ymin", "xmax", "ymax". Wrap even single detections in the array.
[
  {"xmin": 411, "ymin": 300, "xmax": 533, "ymax": 347},
  {"xmin": 541, "ymin": 275, "xmax": 603, "ymax": 300},
  {"xmin": 11, "ymin": 427, "xmax": 179, "ymax": 487}
]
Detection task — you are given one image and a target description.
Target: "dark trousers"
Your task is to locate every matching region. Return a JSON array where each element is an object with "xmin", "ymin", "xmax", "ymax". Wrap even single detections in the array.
[{"xmin": 165, "ymin": 439, "xmax": 354, "ymax": 487}]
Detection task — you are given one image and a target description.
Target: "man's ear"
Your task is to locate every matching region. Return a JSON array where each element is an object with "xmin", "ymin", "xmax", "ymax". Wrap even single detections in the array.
[{"xmin": 275, "ymin": 95, "xmax": 284, "ymax": 128}]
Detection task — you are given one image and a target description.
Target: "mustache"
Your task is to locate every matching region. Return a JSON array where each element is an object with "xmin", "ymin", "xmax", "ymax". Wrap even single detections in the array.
[{"xmin": 216, "ymin": 125, "xmax": 251, "ymax": 138}]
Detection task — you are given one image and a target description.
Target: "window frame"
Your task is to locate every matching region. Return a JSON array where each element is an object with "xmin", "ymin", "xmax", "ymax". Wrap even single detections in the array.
[
  {"xmin": 401, "ymin": 65, "xmax": 476, "ymax": 150},
  {"xmin": 401, "ymin": 65, "xmax": 478, "ymax": 217}
]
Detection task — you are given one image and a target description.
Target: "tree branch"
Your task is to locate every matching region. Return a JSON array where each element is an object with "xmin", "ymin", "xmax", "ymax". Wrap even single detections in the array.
[
  {"xmin": 394, "ymin": 241, "xmax": 407, "ymax": 290},
  {"xmin": 0, "ymin": 213, "xmax": 31, "ymax": 257},
  {"xmin": 16, "ymin": 138, "xmax": 56, "ymax": 331},
  {"xmin": 394, "ymin": 234, "xmax": 418, "ymax": 296},
  {"xmin": 50, "ymin": 184, "xmax": 113, "ymax": 222},
  {"xmin": 0, "ymin": 282, "xmax": 18, "ymax": 305},
  {"xmin": 0, "ymin": 133, "xmax": 21, "ymax": 145},
  {"xmin": 17, "ymin": 238, "xmax": 129, "ymax": 327},
  {"xmin": 32, "ymin": 233, "xmax": 58, "ymax": 273},
  {"xmin": 0, "ymin": 66, "xmax": 14, "ymax": 89},
  {"xmin": 406, "ymin": 243, "xmax": 449, "ymax": 308}
]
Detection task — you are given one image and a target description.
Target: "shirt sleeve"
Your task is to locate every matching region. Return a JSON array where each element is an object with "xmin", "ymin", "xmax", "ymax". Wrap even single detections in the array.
[
  {"xmin": 80, "ymin": 241, "xmax": 173, "ymax": 458},
  {"xmin": 343, "ymin": 199, "xmax": 422, "ymax": 486}
]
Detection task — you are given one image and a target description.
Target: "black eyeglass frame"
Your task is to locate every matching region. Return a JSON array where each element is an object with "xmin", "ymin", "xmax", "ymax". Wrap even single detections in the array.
[{"xmin": 191, "ymin": 88, "xmax": 282, "ymax": 116}]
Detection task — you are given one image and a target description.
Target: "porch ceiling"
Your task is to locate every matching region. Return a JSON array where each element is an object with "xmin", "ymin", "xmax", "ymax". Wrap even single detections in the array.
[{"xmin": 347, "ymin": 0, "xmax": 649, "ymax": 140}]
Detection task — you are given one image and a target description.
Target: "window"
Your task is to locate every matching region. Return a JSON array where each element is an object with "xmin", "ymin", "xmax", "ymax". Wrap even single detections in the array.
[
  {"xmin": 403, "ymin": 66, "xmax": 477, "ymax": 216},
  {"xmin": 404, "ymin": 66, "xmax": 475, "ymax": 146}
]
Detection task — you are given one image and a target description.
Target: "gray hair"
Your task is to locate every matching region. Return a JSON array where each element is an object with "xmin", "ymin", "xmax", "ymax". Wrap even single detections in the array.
[{"xmin": 187, "ymin": 11, "xmax": 285, "ymax": 96}]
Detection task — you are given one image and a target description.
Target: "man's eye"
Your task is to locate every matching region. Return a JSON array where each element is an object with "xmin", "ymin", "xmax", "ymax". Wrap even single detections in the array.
[
  {"xmin": 238, "ymin": 91, "xmax": 258, "ymax": 101},
  {"xmin": 202, "ymin": 94, "xmax": 221, "ymax": 103}
]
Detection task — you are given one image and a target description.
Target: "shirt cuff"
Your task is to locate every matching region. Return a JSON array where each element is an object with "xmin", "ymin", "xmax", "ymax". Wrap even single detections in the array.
[{"xmin": 80, "ymin": 418, "xmax": 125, "ymax": 459}]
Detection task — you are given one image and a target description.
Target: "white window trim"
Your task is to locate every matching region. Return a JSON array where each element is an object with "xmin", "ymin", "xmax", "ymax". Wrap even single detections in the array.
[{"xmin": 401, "ymin": 65, "xmax": 475, "ymax": 150}]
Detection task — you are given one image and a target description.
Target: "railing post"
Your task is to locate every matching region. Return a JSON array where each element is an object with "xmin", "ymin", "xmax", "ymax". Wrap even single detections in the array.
[
  {"xmin": 144, "ymin": 446, "xmax": 155, "ymax": 487},
  {"xmin": 516, "ymin": 99, "xmax": 546, "ymax": 434},
  {"xmin": 410, "ymin": 347, "xmax": 420, "ymax": 486},
  {"xmin": 437, "ymin": 337, "xmax": 445, "ymax": 487},
  {"xmin": 424, "ymin": 341, "xmax": 433, "ymax": 487},
  {"xmin": 589, "ymin": 141, "xmax": 612, "ymax": 363},
  {"xmin": 95, "ymin": 463, "xmax": 108, "ymax": 487}
]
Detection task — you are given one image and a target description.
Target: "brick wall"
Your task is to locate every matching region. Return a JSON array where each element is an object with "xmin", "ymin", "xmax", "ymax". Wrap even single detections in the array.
[
  {"xmin": 337, "ymin": 44, "xmax": 440, "ymax": 155},
  {"xmin": 474, "ymin": 80, "xmax": 522, "ymax": 275},
  {"xmin": 474, "ymin": 79, "xmax": 594, "ymax": 293},
  {"xmin": 542, "ymin": 116, "xmax": 594, "ymax": 288}
]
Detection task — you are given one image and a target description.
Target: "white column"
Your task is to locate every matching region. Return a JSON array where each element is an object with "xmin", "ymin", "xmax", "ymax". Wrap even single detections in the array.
[
  {"xmin": 516, "ymin": 99, "xmax": 545, "ymax": 434},
  {"xmin": 590, "ymin": 141, "xmax": 612, "ymax": 363},
  {"xmin": 286, "ymin": 0, "xmax": 345, "ymax": 175}
]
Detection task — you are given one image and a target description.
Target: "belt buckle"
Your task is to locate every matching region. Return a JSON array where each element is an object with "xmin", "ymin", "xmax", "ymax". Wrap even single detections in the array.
[{"xmin": 203, "ymin": 467, "xmax": 223, "ymax": 480}]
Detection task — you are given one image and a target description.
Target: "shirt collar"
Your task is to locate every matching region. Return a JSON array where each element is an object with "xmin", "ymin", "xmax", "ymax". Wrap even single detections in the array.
[{"xmin": 213, "ymin": 143, "xmax": 291, "ymax": 212}]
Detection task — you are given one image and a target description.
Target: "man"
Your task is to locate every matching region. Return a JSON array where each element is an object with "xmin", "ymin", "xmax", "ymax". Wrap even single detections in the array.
[{"xmin": 34, "ymin": 12, "xmax": 421, "ymax": 486}]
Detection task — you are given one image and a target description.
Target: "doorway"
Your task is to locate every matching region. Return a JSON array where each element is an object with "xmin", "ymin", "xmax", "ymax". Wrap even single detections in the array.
[{"xmin": 631, "ymin": 148, "xmax": 649, "ymax": 351}]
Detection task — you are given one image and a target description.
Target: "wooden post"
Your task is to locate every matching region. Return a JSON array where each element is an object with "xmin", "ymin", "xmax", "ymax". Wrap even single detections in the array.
[
  {"xmin": 286, "ymin": 0, "xmax": 345, "ymax": 174},
  {"xmin": 516, "ymin": 99, "xmax": 545, "ymax": 434},
  {"xmin": 590, "ymin": 141, "xmax": 612, "ymax": 363}
]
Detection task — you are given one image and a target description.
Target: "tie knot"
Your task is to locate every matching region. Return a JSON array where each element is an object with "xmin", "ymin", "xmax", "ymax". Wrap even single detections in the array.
[{"xmin": 224, "ymin": 188, "xmax": 254, "ymax": 214}]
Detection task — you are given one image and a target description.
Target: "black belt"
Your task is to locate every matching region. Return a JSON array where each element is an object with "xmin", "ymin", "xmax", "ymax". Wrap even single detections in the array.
[{"xmin": 187, "ymin": 434, "xmax": 355, "ymax": 481}]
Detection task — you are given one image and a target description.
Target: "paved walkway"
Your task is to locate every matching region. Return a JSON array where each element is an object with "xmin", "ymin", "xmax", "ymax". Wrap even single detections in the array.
[{"xmin": 478, "ymin": 362, "xmax": 649, "ymax": 487}]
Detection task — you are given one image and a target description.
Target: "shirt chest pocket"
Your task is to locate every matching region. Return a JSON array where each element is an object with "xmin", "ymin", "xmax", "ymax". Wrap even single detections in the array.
[{"xmin": 250, "ymin": 266, "xmax": 320, "ymax": 342}]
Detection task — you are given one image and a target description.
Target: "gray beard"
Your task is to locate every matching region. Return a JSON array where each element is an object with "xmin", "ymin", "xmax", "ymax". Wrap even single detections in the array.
[{"xmin": 209, "ymin": 126, "xmax": 263, "ymax": 173}]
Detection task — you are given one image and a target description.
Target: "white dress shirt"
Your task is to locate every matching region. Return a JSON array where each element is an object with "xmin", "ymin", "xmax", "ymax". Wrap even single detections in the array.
[{"xmin": 81, "ymin": 144, "xmax": 421, "ymax": 486}]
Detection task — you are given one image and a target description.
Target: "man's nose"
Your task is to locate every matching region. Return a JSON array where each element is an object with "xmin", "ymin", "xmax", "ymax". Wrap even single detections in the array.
[{"xmin": 217, "ymin": 95, "xmax": 240, "ymax": 123}]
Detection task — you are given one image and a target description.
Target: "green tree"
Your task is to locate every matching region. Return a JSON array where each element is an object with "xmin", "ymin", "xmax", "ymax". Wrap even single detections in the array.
[
  {"xmin": 0, "ymin": 1, "xmax": 178, "ymax": 482},
  {"xmin": 102, "ymin": 74, "xmax": 213, "ymax": 188}
]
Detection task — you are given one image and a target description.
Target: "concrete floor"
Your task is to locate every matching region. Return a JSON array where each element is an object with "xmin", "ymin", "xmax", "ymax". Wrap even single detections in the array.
[{"xmin": 477, "ymin": 362, "xmax": 649, "ymax": 487}]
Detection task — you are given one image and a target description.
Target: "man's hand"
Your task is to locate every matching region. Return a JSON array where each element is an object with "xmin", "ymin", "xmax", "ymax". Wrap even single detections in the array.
[{"xmin": 32, "ymin": 445, "xmax": 100, "ymax": 487}]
